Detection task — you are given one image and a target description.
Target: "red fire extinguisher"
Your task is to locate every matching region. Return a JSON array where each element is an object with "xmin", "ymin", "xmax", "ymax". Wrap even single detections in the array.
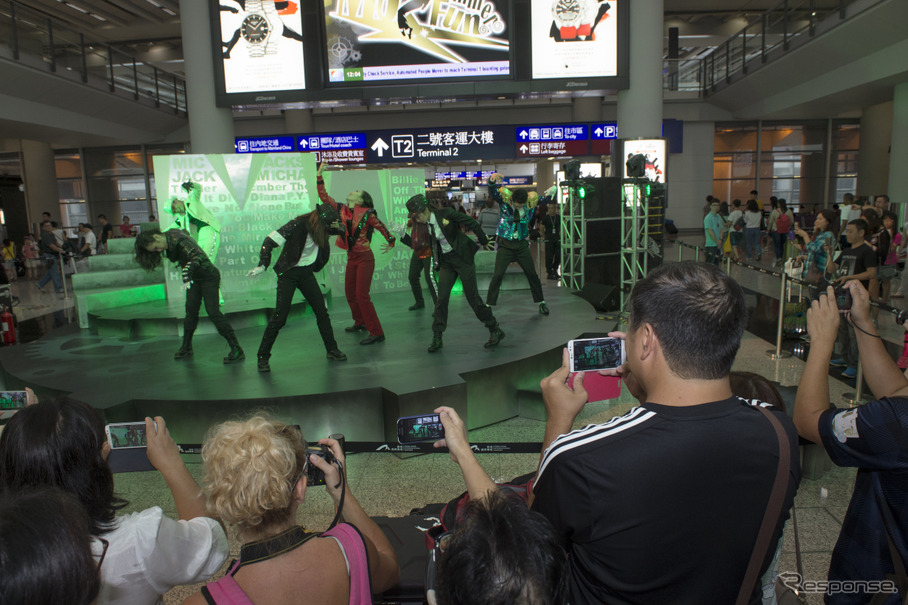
[{"xmin": 1, "ymin": 306, "xmax": 16, "ymax": 345}]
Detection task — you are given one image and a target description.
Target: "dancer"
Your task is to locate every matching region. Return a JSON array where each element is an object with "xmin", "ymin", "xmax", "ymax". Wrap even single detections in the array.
[
  {"xmin": 316, "ymin": 162, "xmax": 396, "ymax": 345},
  {"xmin": 399, "ymin": 215, "xmax": 438, "ymax": 310},
  {"xmin": 135, "ymin": 229, "xmax": 244, "ymax": 363},
  {"xmin": 405, "ymin": 194, "xmax": 503, "ymax": 353},
  {"xmin": 165, "ymin": 181, "xmax": 223, "ymax": 303},
  {"xmin": 247, "ymin": 204, "xmax": 348, "ymax": 372},
  {"xmin": 485, "ymin": 173, "xmax": 549, "ymax": 315}
]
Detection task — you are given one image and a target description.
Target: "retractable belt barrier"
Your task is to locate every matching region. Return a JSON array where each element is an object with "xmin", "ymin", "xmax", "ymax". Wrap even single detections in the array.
[{"xmin": 176, "ymin": 441, "xmax": 544, "ymax": 456}]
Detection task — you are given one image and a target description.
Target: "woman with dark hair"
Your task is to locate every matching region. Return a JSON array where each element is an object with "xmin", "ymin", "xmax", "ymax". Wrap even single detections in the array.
[
  {"xmin": 247, "ymin": 204, "xmax": 349, "ymax": 372},
  {"xmin": 316, "ymin": 162, "xmax": 396, "ymax": 346},
  {"xmin": 767, "ymin": 199, "xmax": 795, "ymax": 265},
  {"xmin": 0, "ymin": 399, "xmax": 228, "ymax": 605},
  {"xmin": 862, "ymin": 208, "xmax": 885, "ymax": 303},
  {"xmin": 744, "ymin": 198, "xmax": 763, "ymax": 261},
  {"xmin": 135, "ymin": 228, "xmax": 244, "ymax": 363},
  {"xmin": 879, "ymin": 210, "xmax": 901, "ymax": 304},
  {"xmin": 0, "ymin": 488, "xmax": 100, "ymax": 605},
  {"xmin": 794, "ymin": 208, "xmax": 838, "ymax": 284}
]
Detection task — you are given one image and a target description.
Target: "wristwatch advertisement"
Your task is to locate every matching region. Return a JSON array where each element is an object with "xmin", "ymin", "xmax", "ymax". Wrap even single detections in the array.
[{"xmin": 241, "ymin": 0, "xmax": 272, "ymax": 58}]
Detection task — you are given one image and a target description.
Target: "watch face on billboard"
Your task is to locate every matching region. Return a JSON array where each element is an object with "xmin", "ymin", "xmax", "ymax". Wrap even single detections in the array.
[
  {"xmin": 324, "ymin": 0, "xmax": 510, "ymax": 84},
  {"xmin": 531, "ymin": 0, "xmax": 619, "ymax": 79},
  {"xmin": 218, "ymin": 0, "xmax": 306, "ymax": 93},
  {"xmin": 623, "ymin": 139, "xmax": 666, "ymax": 183}
]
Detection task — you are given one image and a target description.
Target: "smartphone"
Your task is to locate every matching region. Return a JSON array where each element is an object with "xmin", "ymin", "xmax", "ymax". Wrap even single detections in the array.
[
  {"xmin": 0, "ymin": 391, "xmax": 28, "ymax": 411},
  {"xmin": 105, "ymin": 422, "xmax": 149, "ymax": 449},
  {"xmin": 397, "ymin": 414, "xmax": 445, "ymax": 444},
  {"xmin": 568, "ymin": 337, "xmax": 626, "ymax": 373}
]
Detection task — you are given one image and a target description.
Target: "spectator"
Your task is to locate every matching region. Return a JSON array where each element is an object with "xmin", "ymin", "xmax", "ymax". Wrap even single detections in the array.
[
  {"xmin": 874, "ymin": 194, "xmax": 890, "ymax": 215},
  {"xmin": 829, "ymin": 218, "xmax": 878, "ymax": 380},
  {"xmin": 728, "ymin": 199, "xmax": 744, "ymax": 260},
  {"xmin": 431, "ymin": 405, "xmax": 567, "ymax": 605},
  {"xmin": 793, "ymin": 208, "xmax": 838, "ymax": 286},
  {"xmin": 703, "ymin": 199, "xmax": 723, "ymax": 265},
  {"xmin": 97, "ymin": 214, "xmax": 113, "ymax": 253},
  {"xmin": 795, "ymin": 281, "xmax": 908, "ymax": 604},
  {"xmin": 35, "ymin": 220, "xmax": 64, "ymax": 295},
  {"xmin": 120, "ymin": 216, "xmax": 134, "ymax": 238},
  {"xmin": 0, "ymin": 488, "xmax": 101, "ymax": 605},
  {"xmin": 840, "ymin": 194, "xmax": 862, "ymax": 245},
  {"xmin": 878, "ymin": 210, "xmax": 900, "ymax": 305},
  {"xmin": 767, "ymin": 199, "xmax": 795, "ymax": 266},
  {"xmin": 183, "ymin": 415, "xmax": 399, "ymax": 604},
  {"xmin": 1, "ymin": 238, "xmax": 15, "ymax": 282},
  {"xmin": 0, "ymin": 398, "xmax": 228, "ymax": 605},
  {"xmin": 529, "ymin": 261, "xmax": 800, "ymax": 604},
  {"xmin": 80, "ymin": 223, "xmax": 97, "ymax": 256},
  {"xmin": 22, "ymin": 235, "xmax": 39, "ymax": 280},
  {"xmin": 477, "ymin": 201, "xmax": 499, "ymax": 238},
  {"xmin": 744, "ymin": 198, "xmax": 764, "ymax": 261}
]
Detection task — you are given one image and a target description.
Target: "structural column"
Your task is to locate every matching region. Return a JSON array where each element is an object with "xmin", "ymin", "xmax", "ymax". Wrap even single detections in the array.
[
  {"xmin": 857, "ymin": 101, "xmax": 893, "ymax": 200},
  {"xmin": 284, "ymin": 109, "xmax": 314, "ymax": 134},
  {"xmin": 179, "ymin": 0, "xmax": 235, "ymax": 154},
  {"xmin": 887, "ymin": 85, "xmax": 908, "ymax": 209},
  {"xmin": 616, "ymin": 0, "xmax": 664, "ymax": 139},
  {"xmin": 20, "ymin": 139, "xmax": 59, "ymax": 231}
]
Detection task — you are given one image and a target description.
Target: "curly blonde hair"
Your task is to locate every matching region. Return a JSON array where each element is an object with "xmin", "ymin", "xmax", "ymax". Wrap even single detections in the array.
[{"xmin": 201, "ymin": 415, "xmax": 307, "ymax": 531}]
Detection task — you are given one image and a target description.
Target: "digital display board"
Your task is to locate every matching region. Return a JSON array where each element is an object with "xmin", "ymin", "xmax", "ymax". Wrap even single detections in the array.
[
  {"xmin": 323, "ymin": 0, "xmax": 510, "ymax": 84},
  {"xmin": 216, "ymin": 0, "xmax": 307, "ymax": 94},
  {"xmin": 530, "ymin": 0, "xmax": 619, "ymax": 79}
]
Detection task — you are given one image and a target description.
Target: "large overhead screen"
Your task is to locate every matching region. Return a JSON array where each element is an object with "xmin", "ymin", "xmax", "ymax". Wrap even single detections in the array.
[
  {"xmin": 323, "ymin": 0, "xmax": 511, "ymax": 85},
  {"xmin": 530, "ymin": 0, "xmax": 619, "ymax": 79}
]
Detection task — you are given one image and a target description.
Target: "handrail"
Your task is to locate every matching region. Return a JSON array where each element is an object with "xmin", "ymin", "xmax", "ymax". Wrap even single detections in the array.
[{"xmin": 0, "ymin": 0, "xmax": 187, "ymax": 115}]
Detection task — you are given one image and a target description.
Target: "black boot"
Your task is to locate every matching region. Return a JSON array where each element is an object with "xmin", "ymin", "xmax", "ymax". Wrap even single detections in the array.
[
  {"xmin": 428, "ymin": 332, "xmax": 443, "ymax": 352},
  {"xmin": 223, "ymin": 334, "xmax": 245, "ymax": 364},
  {"xmin": 484, "ymin": 325, "xmax": 505, "ymax": 348},
  {"xmin": 175, "ymin": 334, "xmax": 193, "ymax": 360},
  {"xmin": 257, "ymin": 356, "xmax": 270, "ymax": 373},
  {"xmin": 409, "ymin": 301, "xmax": 425, "ymax": 311}
]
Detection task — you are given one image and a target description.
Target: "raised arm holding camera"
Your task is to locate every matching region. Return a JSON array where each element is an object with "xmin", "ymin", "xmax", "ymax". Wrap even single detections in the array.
[{"xmin": 794, "ymin": 281, "xmax": 908, "ymax": 601}]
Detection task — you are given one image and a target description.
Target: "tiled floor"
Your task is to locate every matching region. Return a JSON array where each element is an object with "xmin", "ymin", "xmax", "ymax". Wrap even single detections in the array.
[{"xmin": 17, "ymin": 247, "xmax": 901, "ymax": 604}]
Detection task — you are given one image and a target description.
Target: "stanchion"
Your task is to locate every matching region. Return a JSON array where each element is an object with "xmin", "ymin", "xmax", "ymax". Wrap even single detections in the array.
[
  {"xmin": 766, "ymin": 270, "xmax": 793, "ymax": 360},
  {"xmin": 842, "ymin": 359, "xmax": 868, "ymax": 406},
  {"xmin": 725, "ymin": 255, "xmax": 732, "ymax": 275},
  {"xmin": 694, "ymin": 246, "xmax": 700, "ymax": 262},
  {"xmin": 678, "ymin": 244, "xmax": 683, "ymax": 262}
]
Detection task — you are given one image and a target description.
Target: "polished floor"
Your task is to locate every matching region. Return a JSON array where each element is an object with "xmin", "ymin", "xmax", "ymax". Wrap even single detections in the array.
[{"xmin": 5, "ymin": 243, "xmax": 902, "ymax": 604}]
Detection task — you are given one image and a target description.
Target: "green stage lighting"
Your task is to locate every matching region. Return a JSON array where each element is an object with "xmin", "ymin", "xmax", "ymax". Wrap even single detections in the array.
[{"xmin": 578, "ymin": 185, "xmax": 586, "ymax": 199}]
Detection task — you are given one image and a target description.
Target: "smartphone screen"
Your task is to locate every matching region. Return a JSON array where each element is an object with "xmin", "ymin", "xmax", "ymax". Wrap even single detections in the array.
[
  {"xmin": 106, "ymin": 422, "xmax": 148, "ymax": 449},
  {"xmin": 397, "ymin": 414, "xmax": 444, "ymax": 444},
  {"xmin": 568, "ymin": 337, "xmax": 626, "ymax": 373},
  {"xmin": 0, "ymin": 391, "xmax": 28, "ymax": 410}
]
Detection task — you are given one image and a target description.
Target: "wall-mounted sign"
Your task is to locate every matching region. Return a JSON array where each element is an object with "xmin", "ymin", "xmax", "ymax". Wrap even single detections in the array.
[
  {"xmin": 515, "ymin": 124, "xmax": 590, "ymax": 157},
  {"xmin": 366, "ymin": 126, "xmax": 514, "ymax": 163},
  {"xmin": 324, "ymin": 0, "xmax": 510, "ymax": 84},
  {"xmin": 235, "ymin": 136, "xmax": 296, "ymax": 153},
  {"xmin": 530, "ymin": 0, "xmax": 619, "ymax": 80},
  {"xmin": 217, "ymin": 0, "xmax": 307, "ymax": 94}
]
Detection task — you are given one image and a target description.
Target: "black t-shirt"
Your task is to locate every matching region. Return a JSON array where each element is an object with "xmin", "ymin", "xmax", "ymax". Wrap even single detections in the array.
[
  {"xmin": 835, "ymin": 243, "xmax": 878, "ymax": 289},
  {"xmin": 532, "ymin": 397, "xmax": 800, "ymax": 605},
  {"xmin": 100, "ymin": 223, "xmax": 113, "ymax": 243},
  {"xmin": 541, "ymin": 215, "xmax": 559, "ymax": 242}
]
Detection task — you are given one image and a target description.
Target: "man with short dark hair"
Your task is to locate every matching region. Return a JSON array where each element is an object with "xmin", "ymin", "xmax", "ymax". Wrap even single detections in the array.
[
  {"xmin": 530, "ymin": 261, "xmax": 800, "ymax": 604},
  {"xmin": 36, "ymin": 220, "xmax": 64, "ymax": 294},
  {"xmin": 704, "ymin": 200, "xmax": 723, "ymax": 265},
  {"xmin": 829, "ymin": 218, "xmax": 878, "ymax": 379}
]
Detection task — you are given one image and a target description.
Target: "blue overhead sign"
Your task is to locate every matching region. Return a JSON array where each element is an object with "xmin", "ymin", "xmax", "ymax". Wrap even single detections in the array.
[
  {"xmin": 515, "ymin": 125, "xmax": 588, "ymax": 142},
  {"xmin": 366, "ymin": 125, "xmax": 515, "ymax": 164},
  {"xmin": 591, "ymin": 124, "xmax": 619, "ymax": 139},
  {"xmin": 235, "ymin": 136, "xmax": 296, "ymax": 154},
  {"xmin": 298, "ymin": 133, "xmax": 367, "ymax": 151}
]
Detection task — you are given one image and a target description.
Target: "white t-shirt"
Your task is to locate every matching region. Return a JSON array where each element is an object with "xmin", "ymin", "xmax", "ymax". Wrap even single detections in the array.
[
  {"xmin": 96, "ymin": 507, "xmax": 228, "ymax": 605},
  {"xmin": 83, "ymin": 230, "xmax": 97, "ymax": 255},
  {"xmin": 744, "ymin": 210, "xmax": 763, "ymax": 229},
  {"xmin": 728, "ymin": 209, "xmax": 743, "ymax": 226}
]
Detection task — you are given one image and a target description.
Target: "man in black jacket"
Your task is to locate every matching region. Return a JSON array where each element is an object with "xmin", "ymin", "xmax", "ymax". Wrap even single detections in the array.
[
  {"xmin": 405, "ymin": 195, "xmax": 503, "ymax": 352},
  {"xmin": 247, "ymin": 204, "xmax": 347, "ymax": 372}
]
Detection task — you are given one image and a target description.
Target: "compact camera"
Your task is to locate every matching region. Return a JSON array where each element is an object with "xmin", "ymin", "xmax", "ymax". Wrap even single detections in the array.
[
  {"xmin": 305, "ymin": 443, "xmax": 337, "ymax": 487},
  {"xmin": 834, "ymin": 286, "xmax": 852, "ymax": 311}
]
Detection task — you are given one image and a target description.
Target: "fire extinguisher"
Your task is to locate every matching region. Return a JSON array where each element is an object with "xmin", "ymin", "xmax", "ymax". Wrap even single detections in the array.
[{"xmin": 1, "ymin": 306, "xmax": 16, "ymax": 345}]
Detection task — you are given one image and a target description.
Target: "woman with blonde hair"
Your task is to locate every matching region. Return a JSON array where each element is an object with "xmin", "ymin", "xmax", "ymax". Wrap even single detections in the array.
[{"xmin": 184, "ymin": 416, "xmax": 399, "ymax": 605}]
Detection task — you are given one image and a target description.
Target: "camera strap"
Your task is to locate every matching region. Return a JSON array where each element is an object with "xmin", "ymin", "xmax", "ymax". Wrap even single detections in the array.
[{"xmin": 327, "ymin": 459, "xmax": 345, "ymax": 530}]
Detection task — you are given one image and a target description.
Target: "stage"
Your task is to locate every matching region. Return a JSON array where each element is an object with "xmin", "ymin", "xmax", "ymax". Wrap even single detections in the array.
[{"xmin": 0, "ymin": 284, "xmax": 615, "ymax": 446}]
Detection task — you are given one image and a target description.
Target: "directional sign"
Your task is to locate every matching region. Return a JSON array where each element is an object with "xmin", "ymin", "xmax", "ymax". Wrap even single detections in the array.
[
  {"xmin": 515, "ymin": 124, "xmax": 588, "ymax": 142},
  {"xmin": 298, "ymin": 133, "xmax": 366, "ymax": 151},
  {"xmin": 235, "ymin": 136, "xmax": 296, "ymax": 154},
  {"xmin": 366, "ymin": 126, "xmax": 514, "ymax": 164},
  {"xmin": 591, "ymin": 123, "xmax": 619, "ymax": 139}
]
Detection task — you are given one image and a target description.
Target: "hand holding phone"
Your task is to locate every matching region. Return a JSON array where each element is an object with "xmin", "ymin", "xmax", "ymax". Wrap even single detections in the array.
[
  {"xmin": 397, "ymin": 414, "xmax": 445, "ymax": 444},
  {"xmin": 105, "ymin": 422, "xmax": 149, "ymax": 449},
  {"xmin": 567, "ymin": 337, "xmax": 626, "ymax": 373}
]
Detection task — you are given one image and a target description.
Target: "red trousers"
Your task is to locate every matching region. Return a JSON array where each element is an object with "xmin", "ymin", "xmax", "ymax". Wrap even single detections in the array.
[{"xmin": 345, "ymin": 249, "xmax": 383, "ymax": 335}]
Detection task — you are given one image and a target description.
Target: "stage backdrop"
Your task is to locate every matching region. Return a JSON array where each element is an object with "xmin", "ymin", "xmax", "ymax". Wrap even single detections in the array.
[{"xmin": 151, "ymin": 153, "xmax": 424, "ymax": 304}]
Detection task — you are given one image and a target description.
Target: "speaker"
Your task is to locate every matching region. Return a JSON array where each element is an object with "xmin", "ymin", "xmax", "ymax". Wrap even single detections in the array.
[{"xmin": 575, "ymin": 282, "xmax": 621, "ymax": 313}]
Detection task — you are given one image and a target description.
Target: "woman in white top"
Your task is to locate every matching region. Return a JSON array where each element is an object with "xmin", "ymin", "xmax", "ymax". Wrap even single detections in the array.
[
  {"xmin": 743, "ymin": 198, "xmax": 764, "ymax": 261},
  {"xmin": 0, "ymin": 398, "xmax": 228, "ymax": 605}
]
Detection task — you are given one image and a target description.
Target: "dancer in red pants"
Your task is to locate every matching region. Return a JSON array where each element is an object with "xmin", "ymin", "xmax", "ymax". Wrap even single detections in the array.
[{"xmin": 317, "ymin": 162, "xmax": 396, "ymax": 345}]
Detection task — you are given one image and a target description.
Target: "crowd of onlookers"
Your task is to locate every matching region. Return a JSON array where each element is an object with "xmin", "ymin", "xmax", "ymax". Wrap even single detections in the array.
[{"xmin": 0, "ymin": 258, "xmax": 906, "ymax": 605}]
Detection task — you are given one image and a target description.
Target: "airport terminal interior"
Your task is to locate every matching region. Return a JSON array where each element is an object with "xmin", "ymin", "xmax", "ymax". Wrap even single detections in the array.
[{"xmin": 2, "ymin": 0, "xmax": 908, "ymax": 603}]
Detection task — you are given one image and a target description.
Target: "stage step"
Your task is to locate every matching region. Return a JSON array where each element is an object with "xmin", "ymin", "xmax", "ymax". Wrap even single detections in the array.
[
  {"xmin": 71, "ymin": 267, "xmax": 164, "ymax": 290},
  {"xmin": 75, "ymin": 283, "xmax": 167, "ymax": 330},
  {"xmin": 106, "ymin": 238, "xmax": 138, "ymax": 255},
  {"xmin": 87, "ymin": 254, "xmax": 139, "ymax": 272}
]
